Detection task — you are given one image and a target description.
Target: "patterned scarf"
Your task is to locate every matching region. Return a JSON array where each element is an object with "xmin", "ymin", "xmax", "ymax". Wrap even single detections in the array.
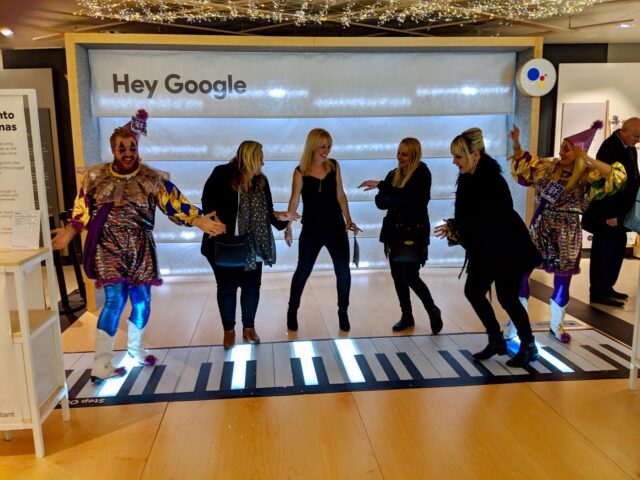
[{"xmin": 237, "ymin": 177, "xmax": 276, "ymax": 270}]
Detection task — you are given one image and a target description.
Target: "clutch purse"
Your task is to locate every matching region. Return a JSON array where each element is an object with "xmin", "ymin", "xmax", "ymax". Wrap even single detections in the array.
[{"xmin": 214, "ymin": 234, "xmax": 250, "ymax": 267}]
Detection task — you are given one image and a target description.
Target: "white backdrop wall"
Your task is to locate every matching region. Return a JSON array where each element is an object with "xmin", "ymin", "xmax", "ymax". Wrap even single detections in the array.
[
  {"xmin": 555, "ymin": 63, "xmax": 640, "ymax": 156},
  {"xmin": 87, "ymin": 50, "xmax": 518, "ymax": 275},
  {"xmin": 555, "ymin": 63, "xmax": 640, "ymax": 248}
]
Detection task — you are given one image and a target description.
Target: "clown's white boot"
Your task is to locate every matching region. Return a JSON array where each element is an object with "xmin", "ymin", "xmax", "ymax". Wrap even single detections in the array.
[
  {"xmin": 503, "ymin": 296, "xmax": 528, "ymax": 340},
  {"xmin": 91, "ymin": 329, "xmax": 126, "ymax": 382},
  {"xmin": 127, "ymin": 323, "xmax": 158, "ymax": 366},
  {"xmin": 549, "ymin": 298, "xmax": 571, "ymax": 343}
]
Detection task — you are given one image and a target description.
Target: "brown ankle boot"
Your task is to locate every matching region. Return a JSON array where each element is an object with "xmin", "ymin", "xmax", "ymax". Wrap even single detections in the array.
[
  {"xmin": 223, "ymin": 329, "xmax": 236, "ymax": 350},
  {"xmin": 242, "ymin": 327, "xmax": 261, "ymax": 344}
]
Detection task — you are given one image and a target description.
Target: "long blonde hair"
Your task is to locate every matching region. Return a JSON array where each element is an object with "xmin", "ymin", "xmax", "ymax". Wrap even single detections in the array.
[
  {"xmin": 230, "ymin": 140, "xmax": 264, "ymax": 191},
  {"xmin": 392, "ymin": 137, "xmax": 422, "ymax": 187},
  {"xmin": 555, "ymin": 139, "xmax": 588, "ymax": 191},
  {"xmin": 299, "ymin": 128, "xmax": 335, "ymax": 176}
]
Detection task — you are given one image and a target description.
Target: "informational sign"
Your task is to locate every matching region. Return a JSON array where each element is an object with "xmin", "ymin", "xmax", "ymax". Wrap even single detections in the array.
[
  {"xmin": 0, "ymin": 95, "xmax": 35, "ymax": 250},
  {"xmin": 11, "ymin": 210, "xmax": 41, "ymax": 250}
]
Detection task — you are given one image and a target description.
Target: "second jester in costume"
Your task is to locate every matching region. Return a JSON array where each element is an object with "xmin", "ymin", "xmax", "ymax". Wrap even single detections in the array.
[{"xmin": 506, "ymin": 122, "xmax": 626, "ymax": 343}]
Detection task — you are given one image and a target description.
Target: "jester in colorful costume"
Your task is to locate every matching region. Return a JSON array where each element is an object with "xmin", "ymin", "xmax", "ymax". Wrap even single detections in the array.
[
  {"xmin": 52, "ymin": 110, "xmax": 225, "ymax": 381},
  {"xmin": 505, "ymin": 122, "xmax": 626, "ymax": 343}
]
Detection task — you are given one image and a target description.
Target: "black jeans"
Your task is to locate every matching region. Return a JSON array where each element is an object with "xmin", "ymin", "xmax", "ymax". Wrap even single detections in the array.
[
  {"xmin": 389, "ymin": 261, "xmax": 436, "ymax": 315},
  {"xmin": 289, "ymin": 227, "xmax": 351, "ymax": 311},
  {"xmin": 464, "ymin": 267, "xmax": 533, "ymax": 343},
  {"xmin": 208, "ymin": 258, "xmax": 262, "ymax": 330},
  {"xmin": 589, "ymin": 230, "xmax": 627, "ymax": 297}
]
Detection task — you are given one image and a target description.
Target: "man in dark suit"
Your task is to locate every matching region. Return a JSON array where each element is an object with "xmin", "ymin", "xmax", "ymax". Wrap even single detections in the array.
[{"xmin": 583, "ymin": 117, "xmax": 640, "ymax": 306}]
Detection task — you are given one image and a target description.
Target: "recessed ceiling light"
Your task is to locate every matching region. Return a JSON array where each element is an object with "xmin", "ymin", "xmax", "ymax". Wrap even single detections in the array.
[
  {"xmin": 0, "ymin": 27, "xmax": 14, "ymax": 37},
  {"xmin": 619, "ymin": 23, "xmax": 633, "ymax": 29}
]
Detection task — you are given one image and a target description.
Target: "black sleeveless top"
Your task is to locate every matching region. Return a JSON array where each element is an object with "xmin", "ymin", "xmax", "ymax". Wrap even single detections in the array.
[{"xmin": 297, "ymin": 159, "xmax": 345, "ymax": 231}]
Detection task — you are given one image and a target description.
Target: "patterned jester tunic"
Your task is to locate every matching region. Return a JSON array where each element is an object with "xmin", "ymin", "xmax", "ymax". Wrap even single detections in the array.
[
  {"xmin": 70, "ymin": 162, "xmax": 201, "ymax": 288},
  {"xmin": 511, "ymin": 150, "xmax": 626, "ymax": 276}
]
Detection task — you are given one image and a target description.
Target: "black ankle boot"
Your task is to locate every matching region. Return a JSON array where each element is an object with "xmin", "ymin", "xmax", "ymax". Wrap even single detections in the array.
[
  {"xmin": 392, "ymin": 313, "xmax": 415, "ymax": 331},
  {"xmin": 506, "ymin": 338, "xmax": 539, "ymax": 368},
  {"xmin": 338, "ymin": 309, "xmax": 350, "ymax": 331},
  {"xmin": 428, "ymin": 306, "xmax": 443, "ymax": 335},
  {"xmin": 287, "ymin": 308, "xmax": 298, "ymax": 331},
  {"xmin": 473, "ymin": 333, "xmax": 508, "ymax": 360}
]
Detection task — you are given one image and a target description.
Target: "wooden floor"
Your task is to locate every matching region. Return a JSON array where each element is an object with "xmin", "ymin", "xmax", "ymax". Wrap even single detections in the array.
[{"xmin": 2, "ymin": 258, "xmax": 640, "ymax": 479}]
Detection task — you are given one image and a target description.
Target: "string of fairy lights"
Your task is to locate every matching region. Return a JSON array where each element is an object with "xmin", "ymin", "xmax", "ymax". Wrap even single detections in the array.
[{"xmin": 76, "ymin": 1, "xmax": 603, "ymax": 27}]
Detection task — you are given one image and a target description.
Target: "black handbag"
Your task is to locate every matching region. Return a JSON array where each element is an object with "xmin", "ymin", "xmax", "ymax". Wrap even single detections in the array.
[
  {"xmin": 388, "ymin": 223, "xmax": 427, "ymax": 263},
  {"xmin": 389, "ymin": 237, "xmax": 425, "ymax": 263},
  {"xmin": 214, "ymin": 234, "xmax": 250, "ymax": 267}
]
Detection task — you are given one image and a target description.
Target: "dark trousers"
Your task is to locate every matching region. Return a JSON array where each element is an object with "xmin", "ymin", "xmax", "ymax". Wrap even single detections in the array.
[
  {"xmin": 589, "ymin": 230, "xmax": 627, "ymax": 297},
  {"xmin": 208, "ymin": 258, "xmax": 262, "ymax": 330},
  {"xmin": 389, "ymin": 261, "xmax": 436, "ymax": 315},
  {"xmin": 289, "ymin": 228, "xmax": 351, "ymax": 311},
  {"xmin": 464, "ymin": 268, "xmax": 533, "ymax": 342}
]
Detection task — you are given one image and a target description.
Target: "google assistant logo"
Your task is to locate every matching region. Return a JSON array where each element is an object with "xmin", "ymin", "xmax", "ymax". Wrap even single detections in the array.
[
  {"xmin": 516, "ymin": 58, "xmax": 557, "ymax": 97},
  {"xmin": 527, "ymin": 66, "xmax": 548, "ymax": 89}
]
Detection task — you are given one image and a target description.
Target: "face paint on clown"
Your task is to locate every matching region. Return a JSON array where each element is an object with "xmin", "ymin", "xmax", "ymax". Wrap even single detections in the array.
[
  {"xmin": 558, "ymin": 139, "xmax": 579, "ymax": 167},
  {"xmin": 112, "ymin": 135, "xmax": 140, "ymax": 174}
]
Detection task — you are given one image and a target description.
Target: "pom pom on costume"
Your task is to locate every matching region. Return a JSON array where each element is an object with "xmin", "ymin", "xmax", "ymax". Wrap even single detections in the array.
[{"xmin": 563, "ymin": 120, "xmax": 603, "ymax": 152}]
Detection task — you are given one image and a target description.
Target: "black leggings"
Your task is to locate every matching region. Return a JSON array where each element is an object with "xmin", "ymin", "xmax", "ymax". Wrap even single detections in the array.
[
  {"xmin": 389, "ymin": 261, "xmax": 437, "ymax": 315},
  {"xmin": 208, "ymin": 258, "xmax": 262, "ymax": 330},
  {"xmin": 464, "ymin": 268, "xmax": 533, "ymax": 342},
  {"xmin": 289, "ymin": 227, "xmax": 351, "ymax": 311}
]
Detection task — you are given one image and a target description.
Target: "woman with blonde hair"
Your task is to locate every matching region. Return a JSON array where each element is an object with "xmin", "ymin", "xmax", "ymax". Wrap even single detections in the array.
[
  {"xmin": 506, "ymin": 123, "xmax": 626, "ymax": 343},
  {"xmin": 201, "ymin": 141, "xmax": 299, "ymax": 349},
  {"xmin": 359, "ymin": 137, "xmax": 442, "ymax": 333},
  {"xmin": 435, "ymin": 128, "xmax": 540, "ymax": 367},
  {"xmin": 285, "ymin": 128, "xmax": 360, "ymax": 332}
]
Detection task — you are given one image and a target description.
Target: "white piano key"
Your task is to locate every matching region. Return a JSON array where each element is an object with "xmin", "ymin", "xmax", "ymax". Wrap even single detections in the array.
[
  {"xmin": 253, "ymin": 343, "xmax": 275, "ymax": 389},
  {"xmin": 65, "ymin": 353, "xmax": 94, "ymax": 396},
  {"xmin": 351, "ymin": 338, "xmax": 389, "ymax": 382},
  {"xmin": 63, "ymin": 352, "xmax": 85, "ymax": 370},
  {"xmin": 122, "ymin": 349, "xmax": 169, "ymax": 396},
  {"xmin": 312, "ymin": 340, "xmax": 347, "ymax": 384},
  {"xmin": 273, "ymin": 341, "xmax": 295, "ymax": 387},
  {"xmin": 428, "ymin": 334, "xmax": 488, "ymax": 377},
  {"xmin": 370, "ymin": 337, "xmax": 412, "ymax": 381},
  {"xmin": 206, "ymin": 346, "xmax": 228, "ymax": 391},
  {"xmin": 175, "ymin": 346, "xmax": 212, "ymax": 393},
  {"xmin": 578, "ymin": 329, "xmax": 632, "ymax": 355},
  {"xmin": 533, "ymin": 335, "xmax": 601, "ymax": 372},
  {"xmin": 397, "ymin": 336, "xmax": 449, "ymax": 378}
]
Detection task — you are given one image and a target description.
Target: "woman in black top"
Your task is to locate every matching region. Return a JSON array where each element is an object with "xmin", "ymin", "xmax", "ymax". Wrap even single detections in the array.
[
  {"xmin": 434, "ymin": 128, "xmax": 541, "ymax": 367},
  {"xmin": 285, "ymin": 128, "xmax": 360, "ymax": 332},
  {"xmin": 201, "ymin": 141, "xmax": 298, "ymax": 349},
  {"xmin": 359, "ymin": 138, "xmax": 442, "ymax": 333}
]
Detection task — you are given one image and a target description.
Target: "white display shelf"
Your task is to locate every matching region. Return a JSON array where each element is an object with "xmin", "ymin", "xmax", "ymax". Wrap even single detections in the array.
[{"xmin": 0, "ymin": 248, "xmax": 71, "ymax": 457}]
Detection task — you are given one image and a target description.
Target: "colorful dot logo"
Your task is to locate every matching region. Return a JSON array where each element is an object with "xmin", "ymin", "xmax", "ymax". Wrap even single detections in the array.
[
  {"xmin": 527, "ymin": 67, "xmax": 547, "ymax": 88},
  {"xmin": 517, "ymin": 59, "xmax": 556, "ymax": 97}
]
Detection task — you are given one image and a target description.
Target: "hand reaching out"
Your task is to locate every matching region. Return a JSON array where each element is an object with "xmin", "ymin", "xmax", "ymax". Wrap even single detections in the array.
[
  {"xmin": 193, "ymin": 211, "xmax": 226, "ymax": 237},
  {"xmin": 275, "ymin": 211, "xmax": 301, "ymax": 222},
  {"xmin": 358, "ymin": 180, "xmax": 380, "ymax": 191},
  {"xmin": 433, "ymin": 222, "xmax": 449, "ymax": 239},
  {"xmin": 51, "ymin": 227, "xmax": 76, "ymax": 251},
  {"xmin": 509, "ymin": 124, "xmax": 521, "ymax": 150}
]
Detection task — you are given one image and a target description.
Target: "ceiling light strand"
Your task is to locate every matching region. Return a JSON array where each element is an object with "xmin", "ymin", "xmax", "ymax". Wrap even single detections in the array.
[{"xmin": 76, "ymin": 1, "xmax": 603, "ymax": 28}]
